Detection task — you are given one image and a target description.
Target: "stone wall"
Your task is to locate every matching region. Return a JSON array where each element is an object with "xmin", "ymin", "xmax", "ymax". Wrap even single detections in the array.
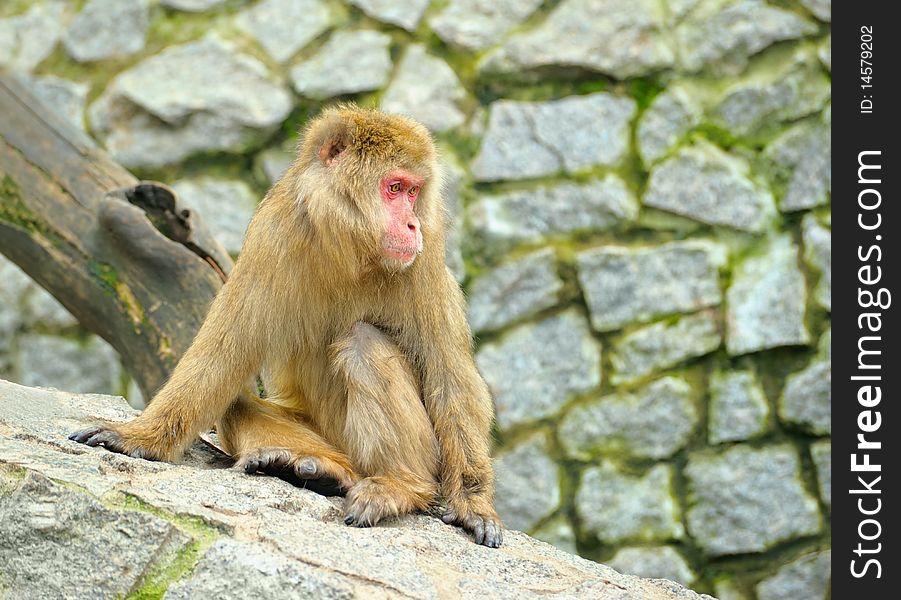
[{"xmin": 0, "ymin": 1, "xmax": 831, "ymax": 597}]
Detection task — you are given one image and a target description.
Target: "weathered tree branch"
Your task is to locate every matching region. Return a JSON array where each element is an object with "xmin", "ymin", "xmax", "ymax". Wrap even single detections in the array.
[{"xmin": 0, "ymin": 73, "xmax": 234, "ymax": 399}]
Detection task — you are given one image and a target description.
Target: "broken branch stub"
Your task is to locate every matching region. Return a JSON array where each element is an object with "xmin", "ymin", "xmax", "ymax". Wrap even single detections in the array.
[{"xmin": 0, "ymin": 73, "xmax": 235, "ymax": 399}]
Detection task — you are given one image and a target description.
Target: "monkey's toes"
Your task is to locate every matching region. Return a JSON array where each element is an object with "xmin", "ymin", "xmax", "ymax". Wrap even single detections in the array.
[
  {"xmin": 290, "ymin": 455, "xmax": 348, "ymax": 496},
  {"xmin": 343, "ymin": 498, "xmax": 377, "ymax": 528},
  {"xmin": 442, "ymin": 509, "xmax": 504, "ymax": 548},
  {"xmin": 237, "ymin": 449, "xmax": 352, "ymax": 496},
  {"xmin": 342, "ymin": 480, "xmax": 399, "ymax": 528},
  {"xmin": 343, "ymin": 512, "xmax": 374, "ymax": 528},
  {"xmin": 298, "ymin": 456, "xmax": 357, "ymax": 493},
  {"xmin": 238, "ymin": 447, "xmax": 293, "ymax": 475},
  {"xmin": 477, "ymin": 518, "xmax": 503, "ymax": 548},
  {"xmin": 294, "ymin": 457, "xmax": 320, "ymax": 478}
]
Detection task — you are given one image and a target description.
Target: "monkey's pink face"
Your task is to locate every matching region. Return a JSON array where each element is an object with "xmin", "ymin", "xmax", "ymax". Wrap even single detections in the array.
[{"xmin": 380, "ymin": 170, "xmax": 423, "ymax": 269}]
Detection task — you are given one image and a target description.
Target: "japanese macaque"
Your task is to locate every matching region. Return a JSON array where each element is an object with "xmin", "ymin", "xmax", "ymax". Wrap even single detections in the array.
[{"xmin": 70, "ymin": 105, "xmax": 503, "ymax": 547}]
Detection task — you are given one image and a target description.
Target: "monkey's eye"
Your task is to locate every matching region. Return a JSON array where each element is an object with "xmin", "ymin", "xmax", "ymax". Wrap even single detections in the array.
[
  {"xmin": 408, "ymin": 186, "xmax": 419, "ymax": 197},
  {"xmin": 388, "ymin": 182, "xmax": 401, "ymax": 193}
]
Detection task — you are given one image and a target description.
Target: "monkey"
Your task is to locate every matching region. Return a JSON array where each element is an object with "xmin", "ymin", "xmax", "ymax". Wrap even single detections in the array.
[{"xmin": 69, "ymin": 105, "xmax": 504, "ymax": 547}]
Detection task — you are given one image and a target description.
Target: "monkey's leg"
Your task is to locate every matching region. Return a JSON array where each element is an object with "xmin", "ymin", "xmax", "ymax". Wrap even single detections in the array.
[
  {"xmin": 330, "ymin": 322, "xmax": 440, "ymax": 527},
  {"xmin": 401, "ymin": 270, "xmax": 504, "ymax": 547},
  {"xmin": 218, "ymin": 395, "xmax": 358, "ymax": 494}
]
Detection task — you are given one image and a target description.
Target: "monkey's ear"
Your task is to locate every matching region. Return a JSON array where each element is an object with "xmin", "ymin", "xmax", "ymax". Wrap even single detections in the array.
[{"xmin": 318, "ymin": 135, "xmax": 348, "ymax": 167}]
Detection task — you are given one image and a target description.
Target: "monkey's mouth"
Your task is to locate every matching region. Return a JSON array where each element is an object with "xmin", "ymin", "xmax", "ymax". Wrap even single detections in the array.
[{"xmin": 382, "ymin": 243, "xmax": 420, "ymax": 264}]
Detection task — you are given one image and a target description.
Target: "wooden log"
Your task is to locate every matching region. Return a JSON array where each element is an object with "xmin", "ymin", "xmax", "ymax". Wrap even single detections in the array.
[{"xmin": 0, "ymin": 73, "xmax": 234, "ymax": 399}]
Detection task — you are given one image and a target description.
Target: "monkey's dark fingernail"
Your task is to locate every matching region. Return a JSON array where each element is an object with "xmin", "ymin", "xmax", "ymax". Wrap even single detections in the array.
[
  {"xmin": 298, "ymin": 458, "xmax": 317, "ymax": 477},
  {"xmin": 484, "ymin": 523, "xmax": 501, "ymax": 548},
  {"xmin": 441, "ymin": 512, "xmax": 455, "ymax": 524},
  {"xmin": 70, "ymin": 427, "xmax": 101, "ymax": 444},
  {"xmin": 474, "ymin": 522, "xmax": 485, "ymax": 545},
  {"xmin": 244, "ymin": 459, "xmax": 258, "ymax": 474},
  {"xmin": 344, "ymin": 515, "xmax": 354, "ymax": 525}
]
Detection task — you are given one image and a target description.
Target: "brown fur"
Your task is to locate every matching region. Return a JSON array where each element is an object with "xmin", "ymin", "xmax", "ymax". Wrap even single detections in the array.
[{"xmin": 70, "ymin": 105, "xmax": 503, "ymax": 547}]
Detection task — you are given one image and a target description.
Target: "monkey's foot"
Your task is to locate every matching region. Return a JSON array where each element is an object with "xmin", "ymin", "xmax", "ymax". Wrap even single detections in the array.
[
  {"xmin": 442, "ymin": 499, "xmax": 504, "ymax": 548},
  {"xmin": 68, "ymin": 426, "xmax": 156, "ymax": 460},
  {"xmin": 343, "ymin": 477, "xmax": 416, "ymax": 528},
  {"xmin": 237, "ymin": 447, "xmax": 356, "ymax": 496}
]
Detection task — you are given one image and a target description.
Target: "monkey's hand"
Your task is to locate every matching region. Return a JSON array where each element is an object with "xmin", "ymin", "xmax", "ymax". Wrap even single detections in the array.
[
  {"xmin": 68, "ymin": 423, "xmax": 165, "ymax": 461},
  {"xmin": 442, "ymin": 493, "xmax": 504, "ymax": 548}
]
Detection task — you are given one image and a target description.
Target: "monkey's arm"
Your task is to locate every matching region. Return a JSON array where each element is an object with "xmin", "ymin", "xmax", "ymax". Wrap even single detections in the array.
[
  {"xmin": 407, "ymin": 268, "xmax": 503, "ymax": 547},
  {"xmin": 70, "ymin": 258, "xmax": 270, "ymax": 462}
]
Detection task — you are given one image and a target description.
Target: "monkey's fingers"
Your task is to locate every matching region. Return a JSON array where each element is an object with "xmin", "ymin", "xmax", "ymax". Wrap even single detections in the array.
[
  {"xmin": 68, "ymin": 426, "xmax": 151, "ymax": 460},
  {"xmin": 69, "ymin": 426, "xmax": 122, "ymax": 449},
  {"xmin": 69, "ymin": 426, "xmax": 103, "ymax": 444}
]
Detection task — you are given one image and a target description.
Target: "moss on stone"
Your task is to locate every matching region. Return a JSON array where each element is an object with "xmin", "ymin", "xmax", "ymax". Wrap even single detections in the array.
[
  {"xmin": 0, "ymin": 0, "xmax": 35, "ymax": 18},
  {"xmin": 35, "ymin": 46, "xmax": 131, "ymax": 106},
  {"xmin": 422, "ymin": 31, "xmax": 477, "ymax": 86},
  {"xmin": 124, "ymin": 539, "xmax": 203, "ymax": 600},
  {"xmin": 475, "ymin": 74, "xmax": 614, "ymax": 105},
  {"xmin": 438, "ymin": 131, "xmax": 481, "ymax": 163},
  {"xmin": 147, "ymin": 5, "xmax": 219, "ymax": 49},
  {"xmin": 131, "ymin": 152, "xmax": 253, "ymax": 190},
  {"xmin": 691, "ymin": 123, "xmax": 741, "ymax": 149},
  {"xmin": 8, "ymin": 473, "xmax": 222, "ymax": 599},
  {"xmin": 628, "ymin": 78, "xmax": 665, "ymax": 110},
  {"xmin": 99, "ymin": 494, "xmax": 220, "ymax": 600},
  {"xmin": 0, "ymin": 465, "xmax": 27, "ymax": 497},
  {"xmin": 116, "ymin": 494, "xmax": 222, "ymax": 539}
]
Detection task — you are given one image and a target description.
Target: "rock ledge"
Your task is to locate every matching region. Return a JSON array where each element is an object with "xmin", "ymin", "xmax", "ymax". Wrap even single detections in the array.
[{"xmin": 0, "ymin": 379, "xmax": 711, "ymax": 599}]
